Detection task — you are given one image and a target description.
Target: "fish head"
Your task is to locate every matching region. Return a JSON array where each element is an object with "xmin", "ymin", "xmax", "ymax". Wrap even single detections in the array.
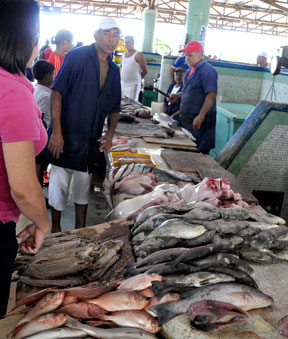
[
  {"xmin": 44, "ymin": 291, "xmax": 65, "ymax": 307},
  {"xmin": 148, "ymin": 318, "xmax": 162, "ymax": 333},
  {"xmin": 229, "ymin": 291, "xmax": 274, "ymax": 310},
  {"xmin": 133, "ymin": 293, "xmax": 150, "ymax": 309},
  {"xmin": 188, "ymin": 300, "xmax": 249, "ymax": 331},
  {"xmin": 150, "ymin": 273, "xmax": 163, "ymax": 282},
  {"xmin": 45, "ymin": 312, "xmax": 67, "ymax": 326}
]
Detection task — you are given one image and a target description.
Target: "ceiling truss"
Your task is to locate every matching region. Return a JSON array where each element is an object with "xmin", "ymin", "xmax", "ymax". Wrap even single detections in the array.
[{"xmin": 38, "ymin": 0, "xmax": 288, "ymax": 36}]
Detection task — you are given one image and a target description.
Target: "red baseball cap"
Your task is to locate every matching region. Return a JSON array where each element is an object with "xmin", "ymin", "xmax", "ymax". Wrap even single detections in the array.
[{"xmin": 179, "ymin": 41, "xmax": 204, "ymax": 53}]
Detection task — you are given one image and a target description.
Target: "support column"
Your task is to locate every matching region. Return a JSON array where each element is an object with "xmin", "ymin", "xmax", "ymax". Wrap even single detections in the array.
[
  {"xmin": 142, "ymin": 8, "xmax": 157, "ymax": 52},
  {"xmin": 186, "ymin": 0, "xmax": 212, "ymax": 47}
]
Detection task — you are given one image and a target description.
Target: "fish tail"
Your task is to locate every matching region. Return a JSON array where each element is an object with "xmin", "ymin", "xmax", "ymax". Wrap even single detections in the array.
[{"xmin": 151, "ymin": 303, "xmax": 178, "ymax": 325}]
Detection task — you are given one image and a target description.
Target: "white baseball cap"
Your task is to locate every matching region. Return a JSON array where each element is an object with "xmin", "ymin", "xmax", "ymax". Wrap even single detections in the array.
[{"xmin": 98, "ymin": 18, "xmax": 121, "ymax": 32}]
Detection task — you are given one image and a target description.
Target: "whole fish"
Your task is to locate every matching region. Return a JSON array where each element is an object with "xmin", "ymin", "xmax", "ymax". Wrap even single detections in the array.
[
  {"xmin": 15, "ymin": 291, "xmax": 65, "ymax": 328},
  {"xmin": 247, "ymin": 210, "xmax": 286, "ymax": 225},
  {"xmin": 150, "ymin": 272, "xmax": 235, "ymax": 299},
  {"xmin": 131, "ymin": 213, "xmax": 179, "ymax": 235},
  {"xmin": 57, "ymin": 302, "xmax": 106, "ymax": 319},
  {"xmin": 196, "ymin": 265, "xmax": 258, "ymax": 288},
  {"xmin": 182, "ymin": 204, "xmax": 221, "ymax": 221},
  {"xmin": 170, "ymin": 243, "xmax": 235, "ymax": 267},
  {"xmin": 125, "ymin": 248, "xmax": 189, "ymax": 271},
  {"xmin": 24, "ymin": 327, "xmax": 87, "ymax": 338},
  {"xmin": 134, "ymin": 203, "xmax": 197, "ymax": 227},
  {"xmin": 99, "ymin": 310, "xmax": 161, "ymax": 333},
  {"xmin": 88, "ymin": 290, "xmax": 149, "ymax": 311},
  {"xmin": 14, "ymin": 313, "xmax": 67, "ymax": 339},
  {"xmin": 151, "ymin": 283, "xmax": 274, "ymax": 325},
  {"xmin": 66, "ymin": 316, "xmax": 157, "ymax": 338},
  {"xmin": 240, "ymin": 248, "xmax": 281, "ymax": 264},
  {"xmin": 153, "ymin": 272, "xmax": 235, "ymax": 291},
  {"xmin": 188, "ymin": 300, "xmax": 249, "ymax": 330},
  {"xmin": 152, "ymin": 167, "xmax": 193, "ymax": 183},
  {"xmin": 279, "ymin": 315, "xmax": 288, "ymax": 338},
  {"xmin": 194, "ymin": 253, "xmax": 254, "ymax": 275},
  {"xmin": 143, "ymin": 219, "xmax": 207, "ymax": 241},
  {"xmin": 118, "ymin": 273, "xmax": 162, "ymax": 291}
]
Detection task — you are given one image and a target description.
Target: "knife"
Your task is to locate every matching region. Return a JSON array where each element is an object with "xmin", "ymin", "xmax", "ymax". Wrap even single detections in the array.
[{"xmin": 153, "ymin": 88, "xmax": 169, "ymax": 97}]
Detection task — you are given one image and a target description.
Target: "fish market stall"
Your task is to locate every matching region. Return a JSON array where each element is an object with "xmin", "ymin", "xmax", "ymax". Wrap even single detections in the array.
[
  {"xmin": 5, "ymin": 108, "xmax": 288, "ymax": 339},
  {"xmin": 100, "ymin": 112, "xmax": 288, "ymax": 338}
]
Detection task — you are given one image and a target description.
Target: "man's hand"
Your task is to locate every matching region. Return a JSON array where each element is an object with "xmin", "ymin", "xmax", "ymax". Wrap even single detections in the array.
[
  {"xmin": 48, "ymin": 133, "xmax": 64, "ymax": 158},
  {"xmin": 98, "ymin": 135, "xmax": 113, "ymax": 152},
  {"xmin": 17, "ymin": 223, "xmax": 49, "ymax": 254},
  {"xmin": 193, "ymin": 114, "xmax": 204, "ymax": 129},
  {"xmin": 168, "ymin": 93, "xmax": 181, "ymax": 104}
]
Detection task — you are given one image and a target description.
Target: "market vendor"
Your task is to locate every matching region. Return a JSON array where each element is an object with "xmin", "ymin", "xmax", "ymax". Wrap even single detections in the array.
[
  {"xmin": 169, "ymin": 41, "xmax": 218, "ymax": 154},
  {"xmin": 163, "ymin": 66, "xmax": 185, "ymax": 120},
  {"xmin": 46, "ymin": 18, "xmax": 121, "ymax": 233}
]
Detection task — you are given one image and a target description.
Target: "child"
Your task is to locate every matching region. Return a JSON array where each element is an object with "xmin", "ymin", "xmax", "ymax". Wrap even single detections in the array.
[{"xmin": 32, "ymin": 60, "xmax": 54, "ymax": 185}]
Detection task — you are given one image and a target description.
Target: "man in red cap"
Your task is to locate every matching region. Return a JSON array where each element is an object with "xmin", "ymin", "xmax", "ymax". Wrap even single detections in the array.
[{"xmin": 169, "ymin": 41, "xmax": 218, "ymax": 154}]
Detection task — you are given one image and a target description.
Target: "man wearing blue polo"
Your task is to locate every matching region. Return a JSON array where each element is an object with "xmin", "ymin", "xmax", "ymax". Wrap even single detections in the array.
[
  {"xmin": 169, "ymin": 41, "xmax": 218, "ymax": 155},
  {"xmin": 46, "ymin": 18, "xmax": 121, "ymax": 232}
]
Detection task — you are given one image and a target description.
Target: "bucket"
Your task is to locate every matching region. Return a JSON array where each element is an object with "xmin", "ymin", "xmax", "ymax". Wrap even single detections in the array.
[{"xmin": 142, "ymin": 90, "xmax": 158, "ymax": 107}]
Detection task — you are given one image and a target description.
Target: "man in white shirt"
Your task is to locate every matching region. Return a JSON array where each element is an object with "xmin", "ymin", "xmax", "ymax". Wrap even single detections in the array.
[{"xmin": 121, "ymin": 36, "xmax": 147, "ymax": 101}]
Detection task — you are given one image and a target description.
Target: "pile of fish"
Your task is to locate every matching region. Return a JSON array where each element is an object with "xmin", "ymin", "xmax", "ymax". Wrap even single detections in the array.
[
  {"xmin": 13, "ymin": 235, "xmax": 124, "ymax": 288},
  {"xmin": 121, "ymin": 98, "xmax": 151, "ymax": 118},
  {"xmin": 123, "ymin": 247, "xmax": 274, "ymax": 329},
  {"xmin": 103, "ymin": 164, "xmax": 195, "ymax": 208},
  {"xmin": 106, "ymin": 178, "xmax": 251, "ymax": 221},
  {"xmin": 9, "ymin": 273, "xmax": 177, "ymax": 338},
  {"xmin": 129, "ymin": 201, "xmax": 287, "ymax": 263}
]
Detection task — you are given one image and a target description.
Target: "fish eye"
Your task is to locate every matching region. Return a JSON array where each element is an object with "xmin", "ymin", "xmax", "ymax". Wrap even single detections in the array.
[{"xmin": 136, "ymin": 294, "xmax": 143, "ymax": 300}]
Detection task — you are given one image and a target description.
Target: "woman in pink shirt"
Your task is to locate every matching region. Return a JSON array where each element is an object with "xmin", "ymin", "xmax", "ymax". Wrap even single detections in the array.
[{"xmin": 0, "ymin": 0, "xmax": 50, "ymax": 318}]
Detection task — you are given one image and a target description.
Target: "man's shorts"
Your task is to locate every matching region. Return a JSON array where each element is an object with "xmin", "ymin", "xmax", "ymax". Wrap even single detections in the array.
[{"xmin": 48, "ymin": 165, "xmax": 92, "ymax": 211}]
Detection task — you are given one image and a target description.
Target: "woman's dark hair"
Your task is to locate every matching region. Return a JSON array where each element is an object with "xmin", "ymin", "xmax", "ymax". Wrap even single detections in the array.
[
  {"xmin": 51, "ymin": 30, "xmax": 73, "ymax": 46},
  {"xmin": 32, "ymin": 60, "xmax": 55, "ymax": 81},
  {"xmin": 0, "ymin": 0, "xmax": 40, "ymax": 74}
]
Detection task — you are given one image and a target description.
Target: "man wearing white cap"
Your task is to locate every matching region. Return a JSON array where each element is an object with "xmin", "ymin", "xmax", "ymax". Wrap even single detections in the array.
[{"xmin": 46, "ymin": 18, "xmax": 121, "ymax": 232}]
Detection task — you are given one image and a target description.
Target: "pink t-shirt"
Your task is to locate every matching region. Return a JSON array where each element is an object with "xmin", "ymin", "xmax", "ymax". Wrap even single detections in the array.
[{"xmin": 0, "ymin": 68, "xmax": 47, "ymax": 223}]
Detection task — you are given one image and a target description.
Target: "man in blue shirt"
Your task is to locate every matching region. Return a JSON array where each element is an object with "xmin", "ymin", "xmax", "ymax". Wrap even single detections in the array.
[
  {"xmin": 164, "ymin": 66, "xmax": 185, "ymax": 120},
  {"xmin": 169, "ymin": 41, "xmax": 218, "ymax": 155},
  {"xmin": 170, "ymin": 54, "xmax": 189, "ymax": 82},
  {"xmin": 46, "ymin": 18, "xmax": 121, "ymax": 232}
]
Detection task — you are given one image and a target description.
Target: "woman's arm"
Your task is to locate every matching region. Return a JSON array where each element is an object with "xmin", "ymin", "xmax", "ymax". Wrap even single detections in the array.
[{"xmin": 3, "ymin": 141, "xmax": 50, "ymax": 253}]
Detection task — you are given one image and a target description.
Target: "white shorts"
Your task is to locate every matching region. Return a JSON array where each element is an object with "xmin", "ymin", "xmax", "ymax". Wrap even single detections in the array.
[
  {"xmin": 121, "ymin": 82, "xmax": 141, "ymax": 101},
  {"xmin": 48, "ymin": 165, "xmax": 92, "ymax": 211}
]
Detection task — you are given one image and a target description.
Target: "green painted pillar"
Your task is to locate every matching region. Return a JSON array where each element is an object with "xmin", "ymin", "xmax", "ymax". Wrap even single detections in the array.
[
  {"xmin": 186, "ymin": 0, "xmax": 212, "ymax": 46},
  {"xmin": 142, "ymin": 8, "xmax": 157, "ymax": 52}
]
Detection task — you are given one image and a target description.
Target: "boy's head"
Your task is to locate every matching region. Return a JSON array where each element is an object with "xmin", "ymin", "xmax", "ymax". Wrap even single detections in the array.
[{"xmin": 32, "ymin": 60, "xmax": 54, "ymax": 86}]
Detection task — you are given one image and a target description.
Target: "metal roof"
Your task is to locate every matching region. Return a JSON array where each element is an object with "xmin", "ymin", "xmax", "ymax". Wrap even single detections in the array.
[{"xmin": 38, "ymin": 1, "xmax": 288, "ymax": 36}]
